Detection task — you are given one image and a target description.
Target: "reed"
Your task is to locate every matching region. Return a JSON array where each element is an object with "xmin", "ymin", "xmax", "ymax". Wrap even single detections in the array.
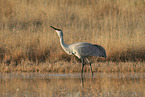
[{"xmin": 0, "ymin": 0, "xmax": 144, "ymax": 65}]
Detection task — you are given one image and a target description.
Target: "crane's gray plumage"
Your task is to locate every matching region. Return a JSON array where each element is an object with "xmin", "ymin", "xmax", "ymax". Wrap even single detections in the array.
[{"xmin": 50, "ymin": 26, "xmax": 106, "ymax": 77}]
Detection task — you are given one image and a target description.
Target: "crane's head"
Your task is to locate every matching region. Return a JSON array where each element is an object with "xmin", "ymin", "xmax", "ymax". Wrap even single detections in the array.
[{"xmin": 50, "ymin": 26, "xmax": 63, "ymax": 38}]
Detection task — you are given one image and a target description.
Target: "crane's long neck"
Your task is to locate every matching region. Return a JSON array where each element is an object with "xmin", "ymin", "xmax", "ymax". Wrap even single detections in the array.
[
  {"xmin": 59, "ymin": 36, "xmax": 70, "ymax": 54},
  {"xmin": 60, "ymin": 36, "xmax": 67, "ymax": 48}
]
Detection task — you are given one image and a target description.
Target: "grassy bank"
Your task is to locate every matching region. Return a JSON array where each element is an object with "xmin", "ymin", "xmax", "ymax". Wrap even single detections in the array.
[
  {"xmin": 0, "ymin": 0, "xmax": 144, "ymax": 67},
  {"xmin": 1, "ymin": 61, "xmax": 145, "ymax": 73}
]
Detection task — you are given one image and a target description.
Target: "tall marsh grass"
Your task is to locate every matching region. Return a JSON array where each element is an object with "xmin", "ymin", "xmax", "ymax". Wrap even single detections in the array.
[{"xmin": 0, "ymin": 0, "xmax": 144, "ymax": 65}]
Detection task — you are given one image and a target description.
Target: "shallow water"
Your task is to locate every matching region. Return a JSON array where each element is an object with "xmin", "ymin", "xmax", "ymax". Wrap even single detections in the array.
[{"xmin": 0, "ymin": 72, "xmax": 145, "ymax": 97}]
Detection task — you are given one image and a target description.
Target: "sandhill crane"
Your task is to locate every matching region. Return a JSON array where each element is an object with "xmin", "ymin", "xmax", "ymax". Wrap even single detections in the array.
[{"xmin": 50, "ymin": 26, "xmax": 106, "ymax": 77}]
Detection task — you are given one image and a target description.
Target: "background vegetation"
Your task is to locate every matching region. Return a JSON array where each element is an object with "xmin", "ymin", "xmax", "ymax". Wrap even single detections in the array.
[{"xmin": 0, "ymin": 0, "xmax": 144, "ymax": 67}]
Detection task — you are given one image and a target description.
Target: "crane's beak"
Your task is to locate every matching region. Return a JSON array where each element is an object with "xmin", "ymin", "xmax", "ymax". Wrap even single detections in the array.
[{"xmin": 50, "ymin": 26, "xmax": 61, "ymax": 31}]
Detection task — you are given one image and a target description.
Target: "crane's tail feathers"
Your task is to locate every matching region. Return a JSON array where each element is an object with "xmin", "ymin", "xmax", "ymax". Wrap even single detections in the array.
[{"xmin": 94, "ymin": 44, "xmax": 107, "ymax": 58}]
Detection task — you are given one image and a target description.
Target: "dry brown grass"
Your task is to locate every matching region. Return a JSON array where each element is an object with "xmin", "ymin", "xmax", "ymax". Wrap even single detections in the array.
[
  {"xmin": 1, "ymin": 61, "xmax": 145, "ymax": 73},
  {"xmin": 0, "ymin": 0, "xmax": 144, "ymax": 67}
]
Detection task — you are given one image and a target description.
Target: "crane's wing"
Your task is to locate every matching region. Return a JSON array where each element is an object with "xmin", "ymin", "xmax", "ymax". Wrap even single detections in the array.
[{"xmin": 70, "ymin": 43, "xmax": 106, "ymax": 58}]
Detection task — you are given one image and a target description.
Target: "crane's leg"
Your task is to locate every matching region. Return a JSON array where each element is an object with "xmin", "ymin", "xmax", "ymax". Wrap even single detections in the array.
[
  {"xmin": 81, "ymin": 58, "xmax": 84, "ymax": 77},
  {"xmin": 86, "ymin": 58, "xmax": 93, "ymax": 77}
]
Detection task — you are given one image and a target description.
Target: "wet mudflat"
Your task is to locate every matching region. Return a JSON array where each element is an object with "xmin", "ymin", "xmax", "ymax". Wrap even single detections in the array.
[{"xmin": 0, "ymin": 72, "xmax": 145, "ymax": 97}]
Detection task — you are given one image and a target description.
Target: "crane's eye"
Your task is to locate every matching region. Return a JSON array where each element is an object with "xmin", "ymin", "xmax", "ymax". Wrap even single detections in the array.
[{"xmin": 58, "ymin": 29, "xmax": 61, "ymax": 31}]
